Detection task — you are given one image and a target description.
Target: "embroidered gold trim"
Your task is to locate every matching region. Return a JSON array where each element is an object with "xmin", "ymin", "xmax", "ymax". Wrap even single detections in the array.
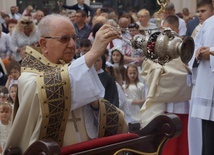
[
  {"xmin": 98, "ymin": 99, "xmax": 124, "ymax": 137},
  {"xmin": 22, "ymin": 46, "xmax": 71, "ymax": 146}
]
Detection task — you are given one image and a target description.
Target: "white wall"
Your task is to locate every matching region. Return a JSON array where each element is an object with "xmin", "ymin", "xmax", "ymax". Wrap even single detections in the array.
[
  {"xmin": 0, "ymin": 0, "xmax": 16, "ymax": 14},
  {"xmin": 171, "ymin": 0, "xmax": 197, "ymax": 14}
]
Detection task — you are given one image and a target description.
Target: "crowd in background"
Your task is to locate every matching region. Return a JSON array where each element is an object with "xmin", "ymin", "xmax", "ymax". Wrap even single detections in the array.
[{"xmin": 0, "ymin": 0, "xmax": 214, "ymax": 155}]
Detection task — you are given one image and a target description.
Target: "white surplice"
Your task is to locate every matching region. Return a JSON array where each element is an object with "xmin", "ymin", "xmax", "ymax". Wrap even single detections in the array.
[
  {"xmin": 189, "ymin": 15, "xmax": 214, "ymax": 155},
  {"xmin": 191, "ymin": 15, "xmax": 214, "ymax": 121}
]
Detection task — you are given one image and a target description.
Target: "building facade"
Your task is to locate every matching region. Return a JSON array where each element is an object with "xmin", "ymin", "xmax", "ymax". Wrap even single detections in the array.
[{"xmin": 0, "ymin": 0, "xmax": 196, "ymax": 17}]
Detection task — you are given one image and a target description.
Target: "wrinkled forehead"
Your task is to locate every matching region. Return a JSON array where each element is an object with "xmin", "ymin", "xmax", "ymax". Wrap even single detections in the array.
[{"xmin": 50, "ymin": 18, "xmax": 75, "ymax": 35}]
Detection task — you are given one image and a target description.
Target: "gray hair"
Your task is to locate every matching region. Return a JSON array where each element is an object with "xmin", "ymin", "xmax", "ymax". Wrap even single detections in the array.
[
  {"xmin": 106, "ymin": 19, "xmax": 118, "ymax": 27},
  {"xmin": 37, "ymin": 14, "xmax": 71, "ymax": 38},
  {"xmin": 165, "ymin": 2, "xmax": 175, "ymax": 11}
]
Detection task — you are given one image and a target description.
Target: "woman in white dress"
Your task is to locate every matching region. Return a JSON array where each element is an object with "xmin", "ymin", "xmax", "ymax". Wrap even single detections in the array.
[{"xmin": 10, "ymin": 16, "xmax": 38, "ymax": 62}]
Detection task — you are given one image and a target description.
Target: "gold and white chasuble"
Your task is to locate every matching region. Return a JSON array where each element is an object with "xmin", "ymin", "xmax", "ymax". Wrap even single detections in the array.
[{"xmin": 4, "ymin": 46, "xmax": 127, "ymax": 153}]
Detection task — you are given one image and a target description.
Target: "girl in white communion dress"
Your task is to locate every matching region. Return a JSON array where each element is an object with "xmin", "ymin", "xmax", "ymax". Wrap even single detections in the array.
[
  {"xmin": 0, "ymin": 102, "xmax": 12, "ymax": 154},
  {"xmin": 123, "ymin": 64, "xmax": 145, "ymax": 123}
]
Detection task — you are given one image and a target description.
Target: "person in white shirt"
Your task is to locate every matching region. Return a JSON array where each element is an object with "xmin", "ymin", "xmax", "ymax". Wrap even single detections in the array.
[
  {"xmin": 33, "ymin": 10, "xmax": 44, "ymax": 25},
  {"xmin": 8, "ymin": 6, "xmax": 21, "ymax": 20},
  {"xmin": 0, "ymin": 25, "xmax": 10, "ymax": 59},
  {"xmin": 191, "ymin": 0, "xmax": 214, "ymax": 154},
  {"xmin": 136, "ymin": 9, "xmax": 157, "ymax": 36},
  {"xmin": 188, "ymin": 1, "xmax": 214, "ymax": 155}
]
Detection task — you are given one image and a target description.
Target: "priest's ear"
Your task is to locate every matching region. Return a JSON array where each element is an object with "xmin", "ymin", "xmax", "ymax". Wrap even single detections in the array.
[{"xmin": 39, "ymin": 38, "xmax": 47, "ymax": 54}]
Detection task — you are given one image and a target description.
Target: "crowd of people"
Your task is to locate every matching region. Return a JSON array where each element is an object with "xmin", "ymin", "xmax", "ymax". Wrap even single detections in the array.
[{"xmin": 0, "ymin": 0, "xmax": 214, "ymax": 155}]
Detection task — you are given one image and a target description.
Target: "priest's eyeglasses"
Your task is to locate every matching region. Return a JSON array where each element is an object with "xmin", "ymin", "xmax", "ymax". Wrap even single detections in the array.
[{"xmin": 44, "ymin": 35, "xmax": 79, "ymax": 44}]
